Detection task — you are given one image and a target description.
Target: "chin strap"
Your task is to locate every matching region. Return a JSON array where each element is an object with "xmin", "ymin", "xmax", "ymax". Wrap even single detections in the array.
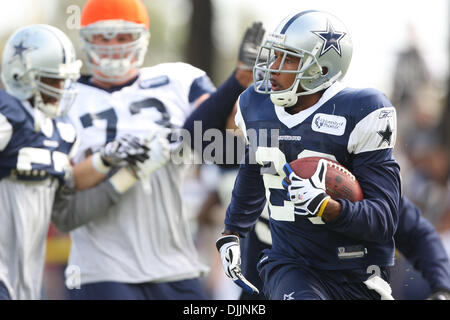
[
  {"xmin": 270, "ymin": 79, "xmax": 301, "ymax": 107},
  {"xmin": 270, "ymin": 51, "xmax": 317, "ymax": 108},
  {"xmin": 33, "ymin": 89, "xmax": 60, "ymax": 120},
  {"xmin": 270, "ymin": 70, "xmax": 343, "ymax": 108}
]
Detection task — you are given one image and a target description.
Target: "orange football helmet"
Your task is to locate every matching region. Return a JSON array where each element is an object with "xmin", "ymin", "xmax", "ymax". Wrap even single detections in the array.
[{"xmin": 79, "ymin": 0, "xmax": 150, "ymax": 82}]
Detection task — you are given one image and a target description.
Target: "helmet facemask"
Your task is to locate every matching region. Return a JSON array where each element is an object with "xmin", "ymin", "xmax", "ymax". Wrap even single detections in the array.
[
  {"xmin": 80, "ymin": 20, "xmax": 150, "ymax": 83},
  {"xmin": 19, "ymin": 60, "xmax": 81, "ymax": 119},
  {"xmin": 33, "ymin": 74, "xmax": 79, "ymax": 119}
]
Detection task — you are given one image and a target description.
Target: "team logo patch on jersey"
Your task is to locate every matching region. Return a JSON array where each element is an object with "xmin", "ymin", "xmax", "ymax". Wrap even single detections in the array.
[
  {"xmin": 377, "ymin": 123, "xmax": 393, "ymax": 147},
  {"xmin": 311, "ymin": 113, "xmax": 346, "ymax": 136},
  {"xmin": 139, "ymin": 76, "xmax": 170, "ymax": 89}
]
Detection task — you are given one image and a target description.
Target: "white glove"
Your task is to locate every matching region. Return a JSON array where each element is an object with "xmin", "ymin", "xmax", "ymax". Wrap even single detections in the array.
[
  {"xmin": 216, "ymin": 235, "xmax": 259, "ymax": 295},
  {"xmin": 132, "ymin": 129, "xmax": 171, "ymax": 193},
  {"xmin": 133, "ymin": 129, "xmax": 170, "ymax": 178},
  {"xmin": 282, "ymin": 159, "xmax": 330, "ymax": 217},
  {"xmin": 108, "ymin": 129, "xmax": 170, "ymax": 194},
  {"xmin": 92, "ymin": 134, "xmax": 149, "ymax": 174},
  {"xmin": 104, "ymin": 134, "xmax": 148, "ymax": 166}
]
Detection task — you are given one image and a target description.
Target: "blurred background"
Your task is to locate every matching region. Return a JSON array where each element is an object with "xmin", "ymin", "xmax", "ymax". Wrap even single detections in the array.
[{"xmin": 0, "ymin": 0, "xmax": 449, "ymax": 300}]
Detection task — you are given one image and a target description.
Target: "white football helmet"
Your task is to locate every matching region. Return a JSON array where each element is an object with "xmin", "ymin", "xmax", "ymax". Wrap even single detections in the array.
[
  {"xmin": 253, "ymin": 10, "xmax": 353, "ymax": 107},
  {"xmin": 79, "ymin": 0, "xmax": 150, "ymax": 83},
  {"xmin": 1, "ymin": 24, "xmax": 82, "ymax": 118}
]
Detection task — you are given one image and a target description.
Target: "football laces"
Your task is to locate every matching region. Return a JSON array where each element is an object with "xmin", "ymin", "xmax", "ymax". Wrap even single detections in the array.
[{"xmin": 324, "ymin": 160, "xmax": 356, "ymax": 181}]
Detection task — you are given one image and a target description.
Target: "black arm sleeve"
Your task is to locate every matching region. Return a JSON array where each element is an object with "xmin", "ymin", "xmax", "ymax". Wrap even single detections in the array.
[
  {"xmin": 224, "ymin": 150, "xmax": 267, "ymax": 237},
  {"xmin": 182, "ymin": 71, "xmax": 246, "ymax": 167},
  {"xmin": 325, "ymin": 150, "xmax": 401, "ymax": 244}
]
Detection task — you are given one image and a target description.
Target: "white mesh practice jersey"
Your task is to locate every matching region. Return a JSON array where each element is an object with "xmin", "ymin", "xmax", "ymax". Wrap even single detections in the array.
[
  {"xmin": 66, "ymin": 63, "xmax": 215, "ymax": 285},
  {"xmin": 0, "ymin": 178, "xmax": 58, "ymax": 300}
]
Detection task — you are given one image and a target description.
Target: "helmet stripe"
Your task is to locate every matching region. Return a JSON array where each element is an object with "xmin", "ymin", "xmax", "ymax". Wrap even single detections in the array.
[
  {"xmin": 41, "ymin": 25, "xmax": 67, "ymax": 64},
  {"xmin": 61, "ymin": 45, "xmax": 66, "ymax": 64},
  {"xmin": 280, "ymin": 10, "xmax": 320, "ymax": 34}
]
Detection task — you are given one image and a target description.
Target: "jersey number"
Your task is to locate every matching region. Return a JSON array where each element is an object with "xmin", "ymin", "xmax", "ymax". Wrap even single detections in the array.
[
  {"xmin": 256, "ymin": 147, "xmax": 335, "ymax": 224},
  {"xmin": 17, "ymin": 148, "xmax": 69, "ymax": 174},
  {"xmin": 79, "ymin": 98, "xmax": 171, "ymax": 143},
  {"xmin": 80, "ymin": 108, "xmax": 118, "ymax": 143}
]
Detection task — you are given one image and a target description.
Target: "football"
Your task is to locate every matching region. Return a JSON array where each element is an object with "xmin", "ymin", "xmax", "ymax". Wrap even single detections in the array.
[{"xmin": 287, "ymin": 157, "xmax": 363, "ymax": 202}]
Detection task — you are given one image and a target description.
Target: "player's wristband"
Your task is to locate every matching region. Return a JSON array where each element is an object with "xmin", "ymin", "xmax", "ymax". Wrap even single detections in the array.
[
  {"xmin": 91, "ymin": 152, "xmax": 111, "ymax": 175},
  {"xmin": 317, "ymin": 197, "xmax": 330, "ymax": 217},
  {"xmin": 108, "ymin": 167, "xmax": 138, "ymax": 194}
]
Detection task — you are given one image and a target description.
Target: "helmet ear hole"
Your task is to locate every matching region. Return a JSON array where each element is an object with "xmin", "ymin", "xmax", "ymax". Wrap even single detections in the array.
[
  {"xmin": 306, "ymin": 64, "xmax": 321, "ymax": 76},
  {"xmin": 322, "ymin": 67, "xmax": 329, "ymax": 75}
]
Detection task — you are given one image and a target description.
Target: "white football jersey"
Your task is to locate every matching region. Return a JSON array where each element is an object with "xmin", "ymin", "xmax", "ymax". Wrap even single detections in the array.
[{"xmin": 66, "ymin": 63, "xmax": 215, "ymax": 285}]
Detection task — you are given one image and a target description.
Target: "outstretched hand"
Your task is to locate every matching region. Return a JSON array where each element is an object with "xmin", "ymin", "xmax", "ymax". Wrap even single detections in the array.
[{"xmin": 238, "ymin": 21, "xmax": 265, "ymax": 71}]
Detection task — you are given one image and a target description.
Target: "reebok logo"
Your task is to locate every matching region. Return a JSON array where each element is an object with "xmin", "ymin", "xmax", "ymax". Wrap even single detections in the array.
[{"xmin": 378, "ymin": 110, "xmax": 394, "ymax": 119}]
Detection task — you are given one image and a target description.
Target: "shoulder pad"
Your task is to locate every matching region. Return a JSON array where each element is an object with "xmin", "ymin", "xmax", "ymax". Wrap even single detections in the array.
[
  {"xmin": 352, "ymin": 88, "xmax": 393, "ymax": 120},
  {"xmin": 237, "ymin": 84, "xmax": 267, "ymax": 116}
]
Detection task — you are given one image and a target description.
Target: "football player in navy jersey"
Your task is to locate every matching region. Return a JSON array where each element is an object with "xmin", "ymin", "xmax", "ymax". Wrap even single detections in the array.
[
  {"xmin": 0, "ymin": 24, "xmax": 82, "ymax": 299},
  {"xmin": 215, "ymin": 10, "xmax": 402, "ymax": 300}
]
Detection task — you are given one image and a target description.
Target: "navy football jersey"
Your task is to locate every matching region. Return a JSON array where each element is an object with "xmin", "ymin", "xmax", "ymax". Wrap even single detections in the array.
[
  {"xmin": 225, "ymin": 82, "xmax": 401, "ymax": 270},
  {"xmin": 0, "ymin": 89, "xmax": 77, "ymax": 182}
]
